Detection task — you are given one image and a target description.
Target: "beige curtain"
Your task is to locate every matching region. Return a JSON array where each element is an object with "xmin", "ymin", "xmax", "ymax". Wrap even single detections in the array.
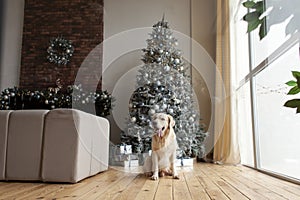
[{"xmin": 213, "ymin": 0, "xmax": 240, "ymax": 164}]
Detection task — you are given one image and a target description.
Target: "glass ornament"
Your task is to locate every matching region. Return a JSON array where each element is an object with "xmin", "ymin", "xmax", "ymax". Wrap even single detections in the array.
[{"xmin": 131, "ymin": 117, "xmax": 137, "ymax": 123}]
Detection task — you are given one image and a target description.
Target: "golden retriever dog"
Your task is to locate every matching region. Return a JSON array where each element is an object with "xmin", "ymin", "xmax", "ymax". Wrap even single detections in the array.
[{"xmin": 143, "ymin": 113, "xmax": 179, "ymax": 180}]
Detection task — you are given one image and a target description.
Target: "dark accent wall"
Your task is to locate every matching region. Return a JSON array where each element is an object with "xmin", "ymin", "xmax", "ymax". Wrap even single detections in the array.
[{"xmin": 20, "ymin": 0, "xmax": 103, "ymax": 90}]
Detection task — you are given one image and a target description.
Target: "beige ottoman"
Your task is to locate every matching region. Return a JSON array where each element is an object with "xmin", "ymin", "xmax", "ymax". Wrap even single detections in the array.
[
  {"xmin": 6, "ymin": 110, "xmax": 49, "ymax": 181},
  {"xmin": 0, "ymin": 110, "xmax": 13, "ymax": 180},
  {"xmin": 42, "ymin": 109, "xmax": 110, "ymax": 183}
]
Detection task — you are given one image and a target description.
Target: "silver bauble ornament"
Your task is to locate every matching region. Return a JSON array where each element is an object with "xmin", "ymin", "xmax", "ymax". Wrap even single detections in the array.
[
  {"xmin": 45, "ymin": 100, "xmax": 49, "ymax": 105},
  {"xmin": 162, "ymin": 104, "xmax": 167, "ymax": 109},
  {"xmin": 4, "ymin": 95, "xmax": 8, "ymax": 100},
  {"xmin": 174, "ymin": 59, "xmax": 180, "ymax": 64},
  {"xmin": 131, "ymin": 117, "xmax": 136, "ymax": 123},
  {"xmin": 156, "ymin": 81, "xmax": 161, "ymax": 86},
  {"xmin": 168, "ymin": 76, "xmax": 173, "ymax": 81},
  {"xmin": 149, "ymin": 109, "xmax": 155, "ymax": 115},
  {"xmin": 189, "ymin": 117, "xmax": 195, "ymax": 122},
  {"xmin": 164, "ymin": 65, "xmax": 170, "ymax": 71},
  {"xmin": 149, "ymin": 99, "xmax": 155, "ymax": 104},
  {"xmin": 174, "ymin": 99, "xmax": 181, "ymax": 104},
  {"xmin": 167, "ymin": 108, "xmax": 174, "ymax": 114},
  {"xmin": 154, "ymin": 105, "xmax": 160, "ymax": 110}
]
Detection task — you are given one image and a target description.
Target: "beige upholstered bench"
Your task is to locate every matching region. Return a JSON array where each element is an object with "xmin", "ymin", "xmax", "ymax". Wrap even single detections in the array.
[
  {"xmin": 0, "ymin": 109, "xmax": 110, "ymax": 183},
  {"xmin": 0, "ymin": 110, "xmax": 13, "ymax": 180},
  {"xmin": 6, "ymin": 110, "xmax": 49, "ymax": 181}
]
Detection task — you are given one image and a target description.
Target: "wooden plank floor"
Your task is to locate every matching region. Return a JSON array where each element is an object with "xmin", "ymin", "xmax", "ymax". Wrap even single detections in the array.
[{"xmin": 0, "ymin": 163, "xmax": 299, "ymax": 200}]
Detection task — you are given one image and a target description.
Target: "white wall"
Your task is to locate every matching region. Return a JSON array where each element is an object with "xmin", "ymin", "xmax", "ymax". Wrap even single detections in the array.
[
  {"xmin": 0, "ymin": 0, "xmax": 24, "ymax": 91},
  {"xmin": 103, "ymin": 0, "xmax": 216, "ymax": 145}
]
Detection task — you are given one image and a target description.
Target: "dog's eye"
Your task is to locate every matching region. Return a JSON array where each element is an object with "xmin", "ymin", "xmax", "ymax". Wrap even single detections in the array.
[{"xmin": 160, "ymin": 118, "xmax": 165, "ymax": 121}]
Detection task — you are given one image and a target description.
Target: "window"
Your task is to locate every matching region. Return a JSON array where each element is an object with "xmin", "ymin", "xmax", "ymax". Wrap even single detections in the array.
[{"xmin": 231, "ymin": 0, "xmax": 300, "ymax": 181}]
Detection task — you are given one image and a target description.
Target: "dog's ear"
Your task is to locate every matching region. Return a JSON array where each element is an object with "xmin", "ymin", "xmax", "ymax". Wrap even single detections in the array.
[{"xmin": 167, "ymin": 114, "xmax": 175, "ymax": 128}]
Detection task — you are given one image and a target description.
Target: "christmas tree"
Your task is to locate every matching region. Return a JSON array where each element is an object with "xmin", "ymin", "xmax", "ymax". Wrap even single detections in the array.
[{"xmin": 121, "ymin": 16, "xmax": 207, "ymax": 159}]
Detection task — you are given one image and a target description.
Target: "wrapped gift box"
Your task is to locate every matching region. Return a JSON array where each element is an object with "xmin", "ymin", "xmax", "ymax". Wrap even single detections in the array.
[
  {"xmin": 113, "ymin": 154, "xmax": 139, "ymax": 162},
  {"xmin": 114, "ymin": 160, "xmax": 139, "ymax": 167},
  {"xmin": 115, "ymin": 145, "xmax": 132, "ymax": 155}
]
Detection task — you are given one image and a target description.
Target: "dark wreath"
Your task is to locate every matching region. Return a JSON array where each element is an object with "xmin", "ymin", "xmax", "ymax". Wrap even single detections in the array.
[{"xmin": 47, "ymin": 36, "xmax": 74, "ymax": 65}]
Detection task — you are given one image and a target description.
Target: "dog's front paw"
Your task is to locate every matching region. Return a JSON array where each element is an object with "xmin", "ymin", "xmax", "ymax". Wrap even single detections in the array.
[
  {"xmin": 173, "ymin": 173, "xmax": 179, "ymax": 179},
  {"xmin": 151, "ymin": 172, "xmax": 159, "ymax": 180}
]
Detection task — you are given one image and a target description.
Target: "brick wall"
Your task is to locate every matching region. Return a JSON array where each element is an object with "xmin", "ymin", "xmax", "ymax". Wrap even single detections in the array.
[{"xmin": 20, "ymin": 0, "xmax": 103, "ymax": 91}]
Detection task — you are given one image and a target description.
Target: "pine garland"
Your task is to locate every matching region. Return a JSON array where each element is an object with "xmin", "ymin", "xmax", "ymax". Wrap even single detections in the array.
[{"xmin": 0, "ymin": 84, "xmax": 114, "ymax": 117}]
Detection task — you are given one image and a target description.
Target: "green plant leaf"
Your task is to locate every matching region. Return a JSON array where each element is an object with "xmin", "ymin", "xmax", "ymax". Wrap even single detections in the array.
[
  {"xmin": 292, "ymin": 71, "xmax": 300, "ymax": 79},
  {"xmin": 243, "ymin": 1, "xmax": 256, "ymax": 8},
  {"xmin": 247, "ymin": 19, "xmax": 262, "ymax": 33},
  {"xmin": 284, "ymin": 99, "xmax": 300, "ymax": 108},
  {"xmin": 286, "ymin": 80, "xmax": 297, "ymax": 86},
  {"xmin": 297, "ymin": 107, "xmax": 300, "ymax": 113},
  {"xmin": 287, "ymin": 86, "xmax": 300, "ymax": 95},
  {"xmin": 243, "ymin": 11, "xmax": 260, "ymax": 22},
  {"xmin": 259, "ymin": 17, "xmax": 267, "ymax": 40},
  {"xmin": 253, "ymin": 1, "xmax": 264, "ymax": 12}
]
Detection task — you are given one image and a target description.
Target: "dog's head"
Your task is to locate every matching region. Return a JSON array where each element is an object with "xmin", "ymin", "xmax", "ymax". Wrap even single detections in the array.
[{"xmin": 151, "ymin": 113, "xmax": 175, "ymax": 138}]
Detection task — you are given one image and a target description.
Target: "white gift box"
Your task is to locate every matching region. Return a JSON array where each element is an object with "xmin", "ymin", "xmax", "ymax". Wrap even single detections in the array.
[
  {"xmin": 113, "ymin": 154, "xmax": 139, "ymax": 162},
  {"xmin": 123, "ymin": 160, "xmax": 139, "ymax": 167},
  {"xmin": 113, "ymin": 154, "xmax": 130, "ymax": 162},
  {"xmin": 114, "ymin": 160, "xmax": 139, "ymax": 167},
  {"xmin": 116, "ymin": 145, "xmax": 132, "ymax": 155}
]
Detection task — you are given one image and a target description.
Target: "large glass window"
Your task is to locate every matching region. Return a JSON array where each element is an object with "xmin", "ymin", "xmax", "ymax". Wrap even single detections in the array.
[
  {"xmin": 255, "ymin": 43, "xmax": 300, "ymax": 179},
  {"xmin": 231, "ymin": 0, "xmax": 300, "ymax": 182}
]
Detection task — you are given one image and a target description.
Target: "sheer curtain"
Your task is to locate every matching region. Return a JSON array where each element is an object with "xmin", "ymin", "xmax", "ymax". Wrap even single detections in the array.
[{"xmin": 213, "ymin": 0, "xmax": 240, "ymax": 164}]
